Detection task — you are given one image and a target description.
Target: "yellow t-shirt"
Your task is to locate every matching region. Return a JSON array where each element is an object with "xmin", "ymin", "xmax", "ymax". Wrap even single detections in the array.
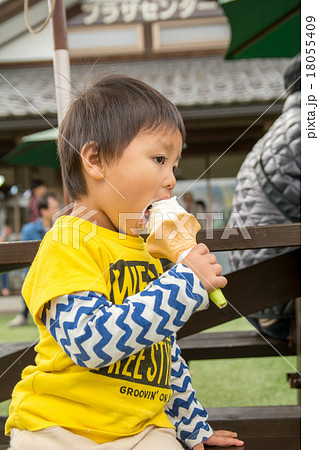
[{"xmin": 6, "ymin": 216, "xmax": 174, "ymax": 443}]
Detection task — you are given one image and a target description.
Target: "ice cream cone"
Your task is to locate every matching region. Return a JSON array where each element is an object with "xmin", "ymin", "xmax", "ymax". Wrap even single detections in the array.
[
  {"xmin": 146, "ymin": 213, "xmax": 200, "ymax": 262},
  {"xmin": 145, "ymin": 197, "xmax": 227, "ymax": 309}
]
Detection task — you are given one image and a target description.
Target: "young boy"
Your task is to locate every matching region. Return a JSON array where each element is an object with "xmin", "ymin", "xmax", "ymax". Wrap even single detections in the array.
[{"xmin": 6, "ymin": 75, "xmax": 244, "ymax": 449}]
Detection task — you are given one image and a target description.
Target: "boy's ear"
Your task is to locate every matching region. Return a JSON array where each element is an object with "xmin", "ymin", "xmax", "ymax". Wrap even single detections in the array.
[{"xmin": 80, "ymin": 141, "xmax": 105, "ymax": 180}]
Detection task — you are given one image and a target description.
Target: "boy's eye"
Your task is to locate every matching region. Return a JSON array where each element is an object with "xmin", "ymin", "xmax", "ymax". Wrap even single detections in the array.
[{"xmin": 154, "ymin": 156, "xmax": 166, "ymax": 164}]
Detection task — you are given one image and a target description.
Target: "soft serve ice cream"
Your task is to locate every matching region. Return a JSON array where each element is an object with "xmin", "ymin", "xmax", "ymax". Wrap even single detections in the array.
[{"xmin": 146, "ymin": 197, "xmax": 186, "ymax": 235}]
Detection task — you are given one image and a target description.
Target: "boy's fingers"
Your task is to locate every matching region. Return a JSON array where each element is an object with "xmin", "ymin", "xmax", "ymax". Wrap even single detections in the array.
[
  {"xmin": 212, "ymin": 430, "xmax": 244, "ymax": 446},
  {"xmin": 213, "ymin": 275, "xmax": 227, "ymax": 289},
  {"xmin": 196, "ymin": 243, "xmax": 210, "ymax": 255},
  {"xmin": 215, "ymin": 437, "xmax": 244, "ymax": 446},
  {"xmin": 213, "ymin": 430, "xmax": 238, "ymax": 437},
  {"xmin": 214, "ymin": 430, "xmax": 237, "ymax": 437},
  {"xmin": 208, "ymin": 254, "xmax": 217, "ymax": 264},
  {"xmin": 213, "ymin": 263, "xmax": 223, "ymax": 275}
]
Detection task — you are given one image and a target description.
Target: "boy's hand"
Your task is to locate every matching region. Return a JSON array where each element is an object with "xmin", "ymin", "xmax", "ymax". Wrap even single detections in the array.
[
  {"xmin": 181, "ymin": 244, "xmax": 227, "ymax": 293},
  {"xmin": 193, "ymin": 430, "xmax": 244, "ymax": 449}
]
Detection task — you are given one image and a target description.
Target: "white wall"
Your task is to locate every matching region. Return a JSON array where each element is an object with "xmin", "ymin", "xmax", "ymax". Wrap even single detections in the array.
[
  {"xmin": 0, "ymin": 0, "xmax": 77, "ymax": 63},
  {"xmin": 0, "ymin": 26, "xmax": 53, "ymax": 62}
]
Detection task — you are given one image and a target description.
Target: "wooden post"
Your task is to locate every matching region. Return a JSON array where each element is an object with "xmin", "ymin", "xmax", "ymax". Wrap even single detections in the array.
[{"xmin": 49, "ymin": 0, "xmax": 71, "ymax": 207}]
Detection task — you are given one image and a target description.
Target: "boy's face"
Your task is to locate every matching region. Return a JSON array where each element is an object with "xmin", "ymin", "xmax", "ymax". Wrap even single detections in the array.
[{"xmin": 95, "ymin": 127, "xmax": 183, "ymax": 235}]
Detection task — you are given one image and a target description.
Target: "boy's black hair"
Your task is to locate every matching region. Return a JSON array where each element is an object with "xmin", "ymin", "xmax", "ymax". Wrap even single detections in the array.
[
  {"xmin": 58, "ymin": 74, "xmax": 186, "ymax": 200},
  {"xmin": 37, "ymin": 194, "xmax": 57, "ymax": 214}
]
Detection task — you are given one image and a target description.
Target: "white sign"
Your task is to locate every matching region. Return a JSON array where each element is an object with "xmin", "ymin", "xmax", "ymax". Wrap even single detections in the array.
[{"xmin": 81, "ymin": 0, "xmax": 218, "ymax": 25}]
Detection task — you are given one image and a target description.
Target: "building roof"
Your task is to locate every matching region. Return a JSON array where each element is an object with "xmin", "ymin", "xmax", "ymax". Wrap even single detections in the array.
[{"xmin": 0, "ymin": 56, "xmax": 291, "ymax": 119}]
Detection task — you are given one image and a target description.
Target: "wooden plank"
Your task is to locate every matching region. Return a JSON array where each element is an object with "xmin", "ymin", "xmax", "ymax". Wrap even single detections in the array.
[
  {"xmin": 0, "ymin": 330, "xmax": 297, "ymax": 404},
  {"xmin": 179, "ymin": 406, "xmax": 300, "ymax": 449},
  {"xmin": 205, "ymin": 406, "xmax": 300, "ymax": 449},
  {"xmin": 142, "ymin": 223, "xmax": 300, "ymax": 251},
  {"xmin": 206, "ymin": 405, "xmax": 300, "ymax": 435},
  {"xmin": 1, "ymin": 433, "xmax": 300, "ymax": 450},
  {"xmin": 197, "ymin": 223, "xmax": 301, "ymax": 252},
  {"xmin": 244, "ymin": 436, "xmax": 299, "ymax": 450},
  {"xmin": 1, "ymin": 406, "xmax": 301, "ymax": 448},
  {"xmin": 0, "ymin": 241, "xmax": 39, "ymax": 273},
  {"xmin": 178, "ymin": 331, "xmax": 296, "ymax": 361},
  {"xmin": 0, "ymin": 223, "xmax": 300, "ymax": 273},
  {"xmin": 178, "ymin": 249, "xmax": 300, "ymax": 338},
  {"xmin": 202, "ymin": 436, "xmax": 300, "ymax": 450},
  {"xmin": 0, "ymin": 343, "xmax": 36, "ymax": 402}
]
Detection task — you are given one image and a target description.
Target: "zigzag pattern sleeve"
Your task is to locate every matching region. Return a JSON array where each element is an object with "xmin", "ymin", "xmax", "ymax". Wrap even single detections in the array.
[
  {"xmin": 41, "ymin": 264, "xmax": 209, "ymax": 369},
  {"xmin": 165, "ymin": 334, "xmax": 214, "ymax": 448}
]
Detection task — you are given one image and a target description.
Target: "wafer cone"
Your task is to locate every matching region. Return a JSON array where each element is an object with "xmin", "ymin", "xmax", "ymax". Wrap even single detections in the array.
[
  {"xmin": 146, "ymin": 212, "xmax": 227, "ymax": 309},
  {"xmin": 146, "ymin": 213, "xmax": 200, "ymax": 262}
]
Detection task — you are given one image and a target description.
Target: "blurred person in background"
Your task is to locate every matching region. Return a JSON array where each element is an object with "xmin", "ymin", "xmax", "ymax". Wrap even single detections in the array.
[
  {"xmin": 183, "ymin": 192, "xmax": 206, "ymax": 228},
  {"xmin": 27, "ymin": 180, "xmax": 47, "ymax": 222},
  {"xmin": 228, "ymin": 54, "xmax": 301, "ymax": 341},
  {"xmin": 1, "ymin": 221, "xmax": 13, "ymax": 296},
  {"xmin": 8, "ymin": 194, "xmax": 60, "ymax": 327},
  {"xmin": 183, "ymin": 192, "xmax": 199, "ymax": 215}
]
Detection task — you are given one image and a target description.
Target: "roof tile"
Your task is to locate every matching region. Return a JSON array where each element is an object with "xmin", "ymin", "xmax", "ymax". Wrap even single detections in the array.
[{"xmin": 0, "ymin": 56, "xmax": 292, "ymax": 118}]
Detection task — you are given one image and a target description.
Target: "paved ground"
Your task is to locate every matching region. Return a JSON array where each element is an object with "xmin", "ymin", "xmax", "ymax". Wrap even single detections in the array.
[{"xmin": 0, "ymin": 295, "xmax": 23, "ymax": 315}]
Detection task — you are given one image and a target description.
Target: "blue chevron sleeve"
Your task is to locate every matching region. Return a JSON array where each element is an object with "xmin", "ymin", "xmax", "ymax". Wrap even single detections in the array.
[
  {"xmin": 41, "ymin": 264, "xmax": 209, "ymax": 369},
  {"xmin": 165, "ymin": 334, "xmax": 214, "ymax": 448}
]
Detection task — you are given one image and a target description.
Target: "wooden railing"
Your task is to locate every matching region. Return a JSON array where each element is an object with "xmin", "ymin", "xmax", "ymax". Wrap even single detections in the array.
[{"xmin": 0, "ymin": 223, "xmax": 301, "ymax": 450}]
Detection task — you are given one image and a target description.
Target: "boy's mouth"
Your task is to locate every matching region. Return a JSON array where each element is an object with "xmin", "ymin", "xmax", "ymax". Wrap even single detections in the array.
[
  {"xmin": 138, "ymin": 204, "xmax": 152, "ymax": 229},
  {"xmin": 137, "ymin": 196, "xmax": 170, "ymax": 230},
  {"xmin": 144, "ymin": 204, "xmax": 152, "ymax": 222}
]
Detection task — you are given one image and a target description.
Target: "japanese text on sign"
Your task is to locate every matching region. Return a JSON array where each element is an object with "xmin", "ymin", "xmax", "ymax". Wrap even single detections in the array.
[{"xmin": 81, "ymin": 0, "xmax": 218, "ymax": 25}]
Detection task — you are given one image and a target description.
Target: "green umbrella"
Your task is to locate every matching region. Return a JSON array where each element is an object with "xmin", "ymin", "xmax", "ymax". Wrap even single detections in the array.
[
  {"xmin": 2, "ymin": 128, "xmax": 60, "ymax": 169},
  {"xmin": 219, "ymin": 0, "xmax": 301, "ymax": 59}
]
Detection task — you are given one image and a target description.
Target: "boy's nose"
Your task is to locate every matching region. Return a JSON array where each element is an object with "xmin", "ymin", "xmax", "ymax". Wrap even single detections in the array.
[{"xmin": 163, "ymin": 169, "xmax": 176, "ymax": 191}]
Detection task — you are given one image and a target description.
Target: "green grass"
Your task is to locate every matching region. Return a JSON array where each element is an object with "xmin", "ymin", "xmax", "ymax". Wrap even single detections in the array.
[
  {"xmin": 0, "ymin": 314, "xmax": 39, "ymax": 343},
  {"xmin": 191, "ymin": 318, "xmax": 298, "ymax": 406},
  {"xmin": 0, "ymin": 316, "xmax": 298, "ymax": 417},
  {"xmin": 205, "ymin": 317, "xmax": 253, "ymax": 333},
  {"xmin": 190, "ymin": 356, "xmax": 298, "ymax": 407},
  {"xmin": 0, "ymin": 400, "xmax": 11, "ymax": 416}
]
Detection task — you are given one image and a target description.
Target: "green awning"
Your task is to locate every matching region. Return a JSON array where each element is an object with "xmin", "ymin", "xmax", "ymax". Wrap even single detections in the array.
[
  {"xmin": 2, "ymin": 128, "xmax": 60, "ymax": 169},
  {"xmin": 219, "ymin": 0, "xmax": 301, "ymax": 59}
]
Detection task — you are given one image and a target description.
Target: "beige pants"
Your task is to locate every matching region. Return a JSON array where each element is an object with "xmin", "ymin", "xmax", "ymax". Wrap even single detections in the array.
[{"xmin": 9, "ymin": 425, "xmax": 183, "ymax": 450}]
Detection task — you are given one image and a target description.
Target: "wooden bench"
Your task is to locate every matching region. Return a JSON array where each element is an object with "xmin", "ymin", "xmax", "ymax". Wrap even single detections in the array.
[
  {"xmin": 0, "ymin": 223, "xmax": 301, "ymax": 449},
  {"xmin": 0, "ymin": 404, "xmax": 301, "ymax": 450},
  {"xmin": 178, "ymin": 330, "xmax": 296, "ymax": 363},
  {"xmin": 178, "ymin": 404, "xmax": 301, "ymax": 449},
  {"xmin": 178, "ymin": 246, "xmax": 300, "ymax": 337},
  {"xmin": 204, "ymin": 405, "xmax": 301, "ymax": 450}
]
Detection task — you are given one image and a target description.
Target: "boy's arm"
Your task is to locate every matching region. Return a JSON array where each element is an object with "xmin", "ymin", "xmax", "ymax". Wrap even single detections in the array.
[
  {"xmin": 41, "ymin": 264, "xmax": 209, "ymax": 368},
  {"xmin": 166, "ymin": 335, "xmax": 244, "ymax": 450},
  {"xmin": 165, "ymin": 334, "xmax": 213, "ymax": 449}
]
